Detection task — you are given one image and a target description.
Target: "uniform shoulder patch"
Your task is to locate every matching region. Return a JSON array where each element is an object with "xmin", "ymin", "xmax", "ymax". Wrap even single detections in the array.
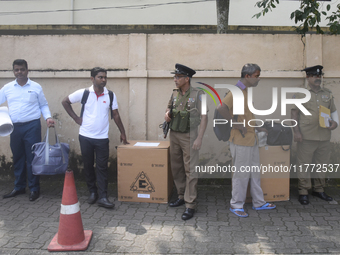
[{"xmin": 323, "ymin": 87, "xmax": 332, "ymax": 94}]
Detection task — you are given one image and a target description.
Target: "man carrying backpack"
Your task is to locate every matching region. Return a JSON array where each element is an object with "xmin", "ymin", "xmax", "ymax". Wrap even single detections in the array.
[
  {"xmin": 62, "ymin": 67, "xmax": 128, "ymax": 208},
  {"xmin": 217, "ymin": 63, "xmax": 275, "ymax": 217}
]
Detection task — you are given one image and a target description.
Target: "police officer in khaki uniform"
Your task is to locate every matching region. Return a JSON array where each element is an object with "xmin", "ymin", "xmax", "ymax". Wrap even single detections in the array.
[
  {"xmin": 165, "ymin": 64, "xmax": 208, "ymax": 220},
  {"xmin": 291, "ymin": 65, "xmax": 338, "ymax": 205}
]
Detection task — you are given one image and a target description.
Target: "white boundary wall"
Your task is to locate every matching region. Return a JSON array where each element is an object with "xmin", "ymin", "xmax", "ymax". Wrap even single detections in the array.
[{"xmin": 0, "ymin": 33, "xmax": 339, "ymax": 159}]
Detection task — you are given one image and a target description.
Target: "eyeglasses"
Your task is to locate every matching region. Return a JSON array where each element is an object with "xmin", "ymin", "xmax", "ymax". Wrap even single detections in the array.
[{"xmin": 173, "ymin": 75, "xmax": 187, "ymax": 80}]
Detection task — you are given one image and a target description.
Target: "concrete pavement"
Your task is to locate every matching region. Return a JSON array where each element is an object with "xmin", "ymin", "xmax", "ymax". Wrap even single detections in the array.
[{"xmin": 0, "ymin": 178, "xmax": 339, "ymax": 255}]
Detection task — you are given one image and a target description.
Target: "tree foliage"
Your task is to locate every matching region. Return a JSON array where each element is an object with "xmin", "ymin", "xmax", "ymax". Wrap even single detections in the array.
[{"xmin": 253, "ymin": 0, "xmax": 340, "ymax": 35}]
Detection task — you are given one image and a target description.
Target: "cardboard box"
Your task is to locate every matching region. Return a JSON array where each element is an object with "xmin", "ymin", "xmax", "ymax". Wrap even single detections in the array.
[
  {"xmin": 117, "ymin": 141, "xmax": 173, "ymax": 203},
  {"xmin": 245, "ymin": 145, "xmax": 290, "ymax": 202}
]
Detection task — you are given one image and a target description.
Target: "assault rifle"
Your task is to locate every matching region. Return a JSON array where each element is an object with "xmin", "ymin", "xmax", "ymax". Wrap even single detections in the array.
[{"xmin": 160, "ymin": 102, "xmax": 173, "ymax": 139}]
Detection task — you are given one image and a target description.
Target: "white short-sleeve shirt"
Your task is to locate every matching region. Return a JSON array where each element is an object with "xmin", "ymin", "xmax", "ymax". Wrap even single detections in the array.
[{"xmin": 68, "ymin": 85, "xmax": 118, "ymax": 139}]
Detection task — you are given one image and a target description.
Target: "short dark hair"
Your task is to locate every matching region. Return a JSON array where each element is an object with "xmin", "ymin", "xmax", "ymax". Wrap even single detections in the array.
[
  {"xmin": 13, "ymin": 59, "xmax": 28, "ymax": 69},
  {"xmin": 91, "ymin": 67, "xmax": 107, "ymax": 78},
  {"xmin": 241, "ymin": 63, "xmax": 261, "ymax": 78}
]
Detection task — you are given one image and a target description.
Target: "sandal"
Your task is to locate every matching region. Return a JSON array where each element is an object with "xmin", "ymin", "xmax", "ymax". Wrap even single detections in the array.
[
  {"xmin": 252, "ymin": 202, "xmax": 276, "ymax": 210},
  {"xmin": 229, "ymin": 208, "xmax": 248, "ymax": 217}
]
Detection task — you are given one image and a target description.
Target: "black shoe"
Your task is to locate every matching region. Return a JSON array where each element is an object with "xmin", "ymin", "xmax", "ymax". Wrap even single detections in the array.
[
  {"xmin": 298, "ymin": 195, "xmax": 309, "ymax": 205},
  {"xmin": 97, "ymin": 198, "xmax": 115, "ymax": 208},
  {"xmin": 87, "ymin": 192, "xmax": 98, "ymax": 204},
  {"xmin": 169, "ymin": 198, "xmax": 185, "ymax": 207},
  {"xmin": 29, "ymin": 191, "xmax": 40, "ymax": 201},
  {"xmin": 3, "ymin": 189, "xmax": 25, "ymax": 199},
  {"xmin": 312, "ymin": 191, "xmax": 333, "ymax": 201},
  {"xmin": 181, "ymin": 208, "xmax": 195, "ymax": 221}
]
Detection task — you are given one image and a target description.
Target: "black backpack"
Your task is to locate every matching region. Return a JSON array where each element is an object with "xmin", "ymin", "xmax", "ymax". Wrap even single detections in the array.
[
  {"xmin": 213, "ymin": 109, "xmax": 239, "ymax": 142},
  {"xmin": 263, "ymin": 122, "xmax": 293, "ymax": 151},
  {"xmin": 80, "ymin": 89, "xmax": 114, "ymax": 119},
  {"xmin": 213, "ymin": 108, "xmax": 230, "ymax": 141},
  {"xmin": 213, "ymin": 92, "xmax": 239, "ymax": 142}
]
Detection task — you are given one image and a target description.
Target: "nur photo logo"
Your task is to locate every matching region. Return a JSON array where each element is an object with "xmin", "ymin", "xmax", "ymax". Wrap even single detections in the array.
[{"xmin": 196, "ymin": 82, "xmax": 312, "ymax": 128}]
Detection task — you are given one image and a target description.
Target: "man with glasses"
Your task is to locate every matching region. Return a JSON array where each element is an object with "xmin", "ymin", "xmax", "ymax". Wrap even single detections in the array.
[
  {"xmin": 291, "ymin": 65, "xmax": 338, "ymax": 205},
  {"xmin": 165, "ymin": 64, "xmax": 207, "ymax": 220}
]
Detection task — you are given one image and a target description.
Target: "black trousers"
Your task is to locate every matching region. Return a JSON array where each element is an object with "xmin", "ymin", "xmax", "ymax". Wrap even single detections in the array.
[
  {"xmin": 10, "ymin": 119, "xmax": 41, "ymax": 192},
  {"xmin": 79, "ymin": 135, "xmax": 109, "ymax": 199}
]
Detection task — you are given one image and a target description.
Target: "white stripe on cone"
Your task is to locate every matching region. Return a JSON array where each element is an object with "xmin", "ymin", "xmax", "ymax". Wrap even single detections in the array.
[{"xmin": 60, "ymin": 202, "xmax": 80, "ymax": 215}]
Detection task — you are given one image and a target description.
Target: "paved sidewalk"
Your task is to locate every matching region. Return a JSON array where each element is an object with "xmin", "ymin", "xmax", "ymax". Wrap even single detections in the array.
[{"xmin": 0, "ymin": 178, "xmax": 339, "ymax": 255}]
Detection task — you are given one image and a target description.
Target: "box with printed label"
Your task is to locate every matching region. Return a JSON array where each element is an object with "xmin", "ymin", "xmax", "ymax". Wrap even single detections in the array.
[
  {"xmin": 245, "ymin": 145, "xmax": 290, "ymax": 203},
  {"xmin": 117, "ymin": 141, "xmax": 173, "ymax": 203}
]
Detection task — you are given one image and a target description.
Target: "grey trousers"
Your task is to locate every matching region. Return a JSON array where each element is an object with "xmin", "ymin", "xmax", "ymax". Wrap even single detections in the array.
[{"xmin": 229, "ymin": 142, "xmax": 266, "ymax": 209}]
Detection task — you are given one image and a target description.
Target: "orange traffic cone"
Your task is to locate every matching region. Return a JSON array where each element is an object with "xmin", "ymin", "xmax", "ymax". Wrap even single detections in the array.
[{"xmin": 48, "ymin": 170, "xmax": 92, "ymax": 251}]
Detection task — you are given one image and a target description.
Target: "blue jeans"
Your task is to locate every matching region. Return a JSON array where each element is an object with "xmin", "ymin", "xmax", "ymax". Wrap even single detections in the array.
[{"xmin": 10, "ymin": 119, "xmax": 41, "ymax": 192}]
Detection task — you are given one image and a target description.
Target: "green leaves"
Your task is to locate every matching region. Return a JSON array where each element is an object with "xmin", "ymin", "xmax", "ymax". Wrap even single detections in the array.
[
  {"xmin": 324, "ymin": 3, "xmax": 340, "ymax": 34},
  {"xmin": 253, "ymin": 0, "xmax": 277, "ymax": 18},
  {"xmin": 254, "ymin": 0, "xmax": 340, "ymax": 35}
]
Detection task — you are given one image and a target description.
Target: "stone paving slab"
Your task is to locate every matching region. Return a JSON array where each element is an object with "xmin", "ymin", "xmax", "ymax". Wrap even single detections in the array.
[{"xmin": 0, "ymin": 179, "xmax": 339, "ymax": 254}]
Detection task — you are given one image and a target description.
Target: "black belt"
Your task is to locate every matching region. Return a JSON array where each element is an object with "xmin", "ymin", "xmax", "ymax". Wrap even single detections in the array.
[{"xmin": 13, "ymin": 119, "xmax": 40, "ymax": 126}]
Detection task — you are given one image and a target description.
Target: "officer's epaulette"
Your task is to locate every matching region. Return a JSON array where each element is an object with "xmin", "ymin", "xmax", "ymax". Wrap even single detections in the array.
[{"xmin": 323, "ymin": 87, "xmax": 332, "ymax": 94}]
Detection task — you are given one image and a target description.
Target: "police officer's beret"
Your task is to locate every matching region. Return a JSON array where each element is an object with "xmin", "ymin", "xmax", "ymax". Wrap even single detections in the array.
[
  {"xmin": 302, "ymin": 65, "xmax": 323, "ymax": 75},
  {"xmin": 171, "ymin": 63, "xmax": 196, "ymax": 77}
]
